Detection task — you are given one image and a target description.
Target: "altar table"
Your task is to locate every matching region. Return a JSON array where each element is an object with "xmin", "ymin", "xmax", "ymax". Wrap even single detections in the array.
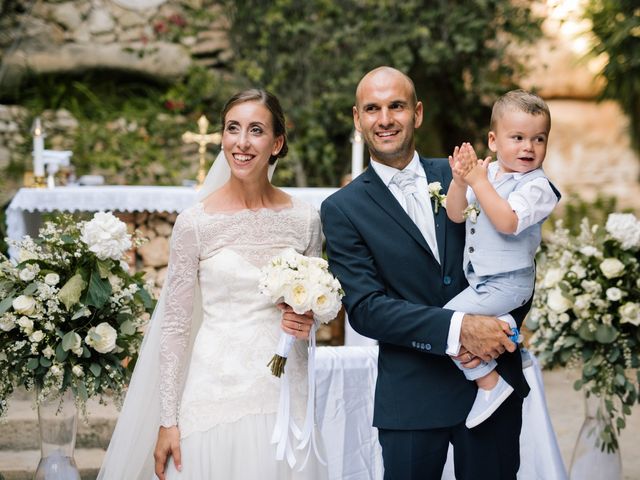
[
  {"xmin": 315, "ymin": 346, "xmax": 568, "ymax": 480},
  {"xmin": 5, "ymin": 186, "xmax": 338, "ymax": 258}
]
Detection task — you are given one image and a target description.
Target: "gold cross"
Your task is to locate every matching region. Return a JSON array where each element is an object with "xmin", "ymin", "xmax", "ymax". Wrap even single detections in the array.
[{"xmin": 182, "ymin": 115, "xmax": 222, "ymax": 187}]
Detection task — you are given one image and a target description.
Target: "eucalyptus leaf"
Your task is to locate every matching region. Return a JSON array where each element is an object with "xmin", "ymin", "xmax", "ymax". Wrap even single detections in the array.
[
  {"xmin": 39, "ymin": 357, "xmax": 52, "ymax": 368},
  {"xmin": 89, "ymin": 363, "xmax": 101, "ymax": 377},
  {"xmin": 59, "ymin": 273, "xmax": 87, "ymax": 311},
  {"xmin": 0, "ymin": 294, "xmax": 15, "ymax": 314},
  {"xmin": 595, "ymin": 324, "xmax": 618, "ymax": 344},
  {"xmin": 22, "ymin": 283, "xmax": 38, "ymax": 295},
  {"xmin": 26, "ymin": 358, "xmax": 39, "ymax": 370},
  {"xmin": 62, "ymin": 331, "xmax": 79, "ymax": 352},
  {"xmin": 120, "ymin": 320, "xmax": 136, "ymax": 336},
  {"xmin": 55, "ymin": 343, "xmax": 69, "ymax": 362},
  {"xmin": 578, "ymin": 324, "xmax": 596, "ymax": 342},
  {"xmin": 76, "ymin": 381, "xmax": 88, "ymax": 401}
]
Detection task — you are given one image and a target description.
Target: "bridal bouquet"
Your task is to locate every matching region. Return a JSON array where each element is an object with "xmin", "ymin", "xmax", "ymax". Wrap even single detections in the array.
[
  {"xmin": 0, "ymin": 212, "xmax": 156, "ymax": 417},
  {"xmin": 259, "ymin": 249, "xmax": 344, "ymax": 377},
  {"xmin": 526, "ymin": 213, "xmax": 640, "ymax": 452}
]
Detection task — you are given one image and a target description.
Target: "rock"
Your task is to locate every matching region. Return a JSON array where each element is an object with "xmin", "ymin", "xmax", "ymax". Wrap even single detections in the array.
[
  {"xmin": 55, "ymin": 109, "xmax": 79, "ymax": 130},
  {"xmin": 138, "ymin": 236, "xmax": 170, "ymax": 267},
  {"xmin": 137, "ymin": 224, "xmax": 157, "ymax": 240},
  {"xmin": 50, "ymin": 2, "xmax": 83, "ymax": 31},
  {"xmin": 0, "ymin": 106, "xmax": 11, "ymax": 121},
  {"xmin": 1, "ymin": 42, "xmax": 192, "ymax": 84},
  {"xmin": 87, "ymin": 7, "xmax": 115, "ymax": 34},
  {"xmin": 152, "ymin": 219, "xmax": 173, "ymax": 237},
  {"xmin": 117, "ymin": 11, "xmax": 147, "ymax": 28}
]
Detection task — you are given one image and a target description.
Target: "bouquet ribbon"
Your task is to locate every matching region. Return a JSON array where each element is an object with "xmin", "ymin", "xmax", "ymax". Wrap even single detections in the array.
[{"xmin": 271, "ymin": 323, "xmax": 327, "ymax": 470}]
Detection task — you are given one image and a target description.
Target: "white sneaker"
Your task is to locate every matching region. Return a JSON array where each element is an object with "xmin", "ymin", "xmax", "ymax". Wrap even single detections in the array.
[{"xmin": 465, "ymin": 376, "xmax": 514, "ymax": 429}]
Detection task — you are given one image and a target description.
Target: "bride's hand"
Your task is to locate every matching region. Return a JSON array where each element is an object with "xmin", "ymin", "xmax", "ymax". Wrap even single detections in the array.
[
  {"xmin": 154, "ymin": 425, "xmax": 182, "ymax": 480},
  {"xmin": 278, "ymin": 303, "xmax": 315, "ymax": 340}
]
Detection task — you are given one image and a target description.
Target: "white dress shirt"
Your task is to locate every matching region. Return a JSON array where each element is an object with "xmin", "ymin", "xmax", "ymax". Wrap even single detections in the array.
[{"xmin": 369, "ymin": 152, "xmax": 464, "ymax": 355}]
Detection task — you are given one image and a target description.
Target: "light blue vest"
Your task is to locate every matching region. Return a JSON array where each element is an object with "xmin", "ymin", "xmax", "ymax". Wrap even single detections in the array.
[{"xmin": 463, "ymin": 168, "xmax": 553, "ymax": 277}]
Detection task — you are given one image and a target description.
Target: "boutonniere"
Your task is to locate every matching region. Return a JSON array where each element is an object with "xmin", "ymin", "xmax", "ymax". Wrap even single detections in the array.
[
  {"xmin": 427, "ymin": 182, "xmax": 447, "ymax": 213},
  {"xmin": 462, "ymin": 202, "xmax": 481, "ymax": 223}
]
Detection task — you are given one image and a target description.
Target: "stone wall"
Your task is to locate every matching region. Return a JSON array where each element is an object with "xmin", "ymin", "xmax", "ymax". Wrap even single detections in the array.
[{"xmin": 0, "ymin": 0, "xmax": 230, "ymax": 86}]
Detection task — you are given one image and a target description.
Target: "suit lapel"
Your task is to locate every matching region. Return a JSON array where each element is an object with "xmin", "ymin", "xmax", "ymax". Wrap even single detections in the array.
[
  {"xmin": 420, "ymin": 157, "xmax": 447, "ymax": 267},
  {"xmin": 362, "ymin": 166, "xmax": 432, "ymax": 256}
]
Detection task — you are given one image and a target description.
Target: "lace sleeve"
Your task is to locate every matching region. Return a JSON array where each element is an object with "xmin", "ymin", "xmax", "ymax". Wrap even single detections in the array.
[
  {"xmin": 304, "ymin": 206, "xmax": 323, "ymax": 258},
  {"xmin": 159, "ymin": 209, "xmax": 200, "ymax": 427}
]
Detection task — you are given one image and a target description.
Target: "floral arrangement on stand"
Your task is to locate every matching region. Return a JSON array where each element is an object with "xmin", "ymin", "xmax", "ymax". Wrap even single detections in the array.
[
  {"xmin": 527, "ymin": 213, "xmax": 640, "ymax": 452},
  {"xmin": 0, "ymin": 211, "xmax": 156, "ymax": 416}
]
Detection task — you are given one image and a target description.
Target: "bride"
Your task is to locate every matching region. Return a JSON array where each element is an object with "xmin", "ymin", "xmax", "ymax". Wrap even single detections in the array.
[{"xmin": 98, "ymin": 89, "xmax": 328, "ymax": 479}]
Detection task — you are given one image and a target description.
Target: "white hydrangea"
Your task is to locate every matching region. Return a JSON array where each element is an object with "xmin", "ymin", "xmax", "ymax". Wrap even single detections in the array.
[
  {"xmin": 42, "ymin": 346, "xmax": 55, "ymax": 359},
  {"xmin": 80, "ymin": 212, "xmax": 132, "ymax": 261},
  {"xmin": 606, "ymin": 213, "xmax": 640, "ymax": 250}
]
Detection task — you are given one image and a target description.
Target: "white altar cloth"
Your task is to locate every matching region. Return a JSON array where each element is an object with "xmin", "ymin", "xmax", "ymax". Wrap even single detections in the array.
[
  {"xmin": 5, "ymin": 186, "xmax": 338, "ymax": 258},
  {"xmin": 315, "ymin": 346, "xmax": 567, "ymax": 480}
]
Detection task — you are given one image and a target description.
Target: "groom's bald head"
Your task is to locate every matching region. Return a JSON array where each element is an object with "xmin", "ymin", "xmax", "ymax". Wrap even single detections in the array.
[{"xmin": 355, "ymin": 67, "xmax": 418, "ymax": 108}]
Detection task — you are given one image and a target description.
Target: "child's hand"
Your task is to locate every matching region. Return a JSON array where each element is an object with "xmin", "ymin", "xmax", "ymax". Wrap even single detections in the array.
[
  {"xmin": 448, "ymin": 145, "xmax": 469, "ymax": 187},
  {"xmin": 458, "ymin": 143, "xmax": 491, "ymax": 187}
]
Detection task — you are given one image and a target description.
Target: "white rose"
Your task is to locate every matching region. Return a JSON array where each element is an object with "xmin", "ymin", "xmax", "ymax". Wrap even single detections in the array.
[
  {"xmin": 580, "ymin": 246, "xmax": 599, "ymax": 257},
  {"xmin": 600, "ymin": 258, "xmax": 625, "ymax": 279},
  {"xmin": 12, "ymin": 295, "xmax": 36, "ymax": 315},
  {"xmin": 310, "ymin": 286, "xmax": 342, "ymax": 324},
  {"xmin": 542, "ymin": 268, "xmax": 564, "ymax": 288},
  {"xmin": 19, "ymin": 267, "xmax": 37, "ymax": 282},
  {"xmin": 72, "ymin": 365, "xmax": 84, "ymax": 377},
  {"xmin": 619, "ymin": 302, "xmax": 640, "ymax": 326},
  {"xmin": 606, "ymin": 287, "xmax": 623, "ymax": 302},
  {"xmin": 283, "ymin": 280, "xmax": 313, "ymax": 314},
  {"xmin": 17, "ymin": 316, "xmax": 34, "ymax": 333},
  {"xmin": 85, "ymin": 322, "xmax": 118, "ymax": 353},
  {"xmin": 547, "ymin": 289, "xmax": 572, "ymax": 313},
  {"xmin": 44, "ymin": 273, "xmax": 60, "ymax": 286},
  {"xmin": 43, "ymin": 346, "xmax": 55, "ymax": 359},
  {"xmin": 29, "ymin": 330, "xmax": 45, "ymax": 343},
  {"xmin": 0, "ymin": 315, "xmax": 15, "ymax": 332},
  {"xmin": 570, "ymin": 264, "xmax": 587, "ymax": 279},
  {"xmin": 606, "ymin": 213, "xmax": 640, "ymax": 250},
  {"xmin": 49, "ymin": 365, "xmax": 62, "ymax": 377},
  {"xmin": 80, "ymin": 211, "xmax": 132, "ymax": 261},
  {"xmin": 428, "ymin": 181, "xmax": 442, "ymax": 196},
  {"xmin": 108, "ymin": 274, "xmax": 123, "ymax": 292}
]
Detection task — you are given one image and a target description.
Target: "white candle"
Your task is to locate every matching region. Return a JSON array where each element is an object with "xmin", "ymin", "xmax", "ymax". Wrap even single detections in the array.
[
  {"xmin": 32, "ymin": 118, "xmax": 45, "ymax": 178},
  {"xmin": 351, "ymin": 130, "xmax": 364, "ymax": 178}
]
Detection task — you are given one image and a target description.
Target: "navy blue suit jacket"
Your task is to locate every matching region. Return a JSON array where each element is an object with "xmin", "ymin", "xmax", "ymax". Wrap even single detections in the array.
[{"xmin": 320, "ymin": 157, "xmax": 530, "ymax": 430}]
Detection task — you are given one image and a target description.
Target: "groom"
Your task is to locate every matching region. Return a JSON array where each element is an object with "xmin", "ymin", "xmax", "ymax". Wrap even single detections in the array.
[{"xmin": 321, "ymin": 67, "xmax": 531, "ymax": 479}]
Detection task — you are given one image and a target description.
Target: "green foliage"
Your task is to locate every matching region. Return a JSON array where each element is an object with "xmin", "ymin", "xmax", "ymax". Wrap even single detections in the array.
[
  {"xmin": 223, "ymin": 0, "xmax": 542, "ymax": 185},
  {"xmin": 2, "ymin": 67, "xmax": 235, "ymax": 186},
  {"xmin": 585, "ymin": 0, "xmax": 640, "ymax": 154}
]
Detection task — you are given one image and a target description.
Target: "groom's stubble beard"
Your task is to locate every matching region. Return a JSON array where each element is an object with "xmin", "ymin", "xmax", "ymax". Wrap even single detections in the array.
[{"xmin": 366, "ymin": 128, "xmax": 417, "ymax": 168}]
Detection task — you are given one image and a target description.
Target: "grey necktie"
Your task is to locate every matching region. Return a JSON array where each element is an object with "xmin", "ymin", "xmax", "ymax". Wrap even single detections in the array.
[{"xmin": 391, "ymin": 169, "xmax": 440, "ymax": 263}]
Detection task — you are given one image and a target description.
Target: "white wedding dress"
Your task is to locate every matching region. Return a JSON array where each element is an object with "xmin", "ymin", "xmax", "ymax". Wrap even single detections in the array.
[{"xmin": 99, "ymin": 196, "xmax": 327, "ymax": 479}]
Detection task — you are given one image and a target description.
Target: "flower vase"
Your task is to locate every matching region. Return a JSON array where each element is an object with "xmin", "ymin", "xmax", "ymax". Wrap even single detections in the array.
[
  {"xmin": 569, "ymin": 393, "xmax": 622, "ymax": 480},
  {"xmin": 34, "ymin": 389, "xmax": 81, "ymax": 480}
]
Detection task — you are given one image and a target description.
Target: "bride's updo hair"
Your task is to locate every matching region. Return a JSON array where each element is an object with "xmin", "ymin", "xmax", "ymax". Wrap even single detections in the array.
[{"xmin": 220, "ymin": 89, "xmax": 288, "ymax": 165}]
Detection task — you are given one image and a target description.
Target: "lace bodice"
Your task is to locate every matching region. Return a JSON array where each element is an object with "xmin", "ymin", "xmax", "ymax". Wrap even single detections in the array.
[{"xmin": 159, "ymin": 197, "xmax": 322, "ymax": 434}]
